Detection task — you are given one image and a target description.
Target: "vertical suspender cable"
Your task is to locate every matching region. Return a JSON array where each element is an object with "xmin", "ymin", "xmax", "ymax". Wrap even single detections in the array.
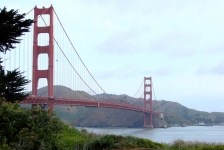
[
  {"xmin": 152, "ymin": 81, "xmax": 156, "ymax": 100},
  {"xmin": 53, "ymin": 9, "xmax": 113, "ymax": 100}
]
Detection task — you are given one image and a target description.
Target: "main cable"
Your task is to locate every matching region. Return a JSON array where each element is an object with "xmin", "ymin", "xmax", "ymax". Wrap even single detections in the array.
[
  {"xmin": 40, "ymin": 15, "xmax": 106, "ymax": 100},
  {"xmin": 133, "ymin": 79, "xmax": 144, "ymax": 98},
  {"xmin": 152, "ymin": 80, "xmax": 156, "ymax": 100},
  {"xmin": 25, "ymin": 8, "xmax": 34, "ymax": 16},
  {"xmin": 53, "ymin": 8, "xmax": 113, "ymax": 100}
]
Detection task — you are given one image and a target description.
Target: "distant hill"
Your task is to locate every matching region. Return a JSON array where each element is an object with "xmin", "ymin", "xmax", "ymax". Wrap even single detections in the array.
[
  {"xmin": 35, "ymin": 85, "xmax": 224, "ymax": 127},
  {"xmin": 35, "ymin": 85, "xmax": 96, "ymax": 100}
]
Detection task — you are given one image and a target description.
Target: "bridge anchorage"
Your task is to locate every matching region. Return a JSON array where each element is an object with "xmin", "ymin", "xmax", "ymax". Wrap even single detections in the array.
[{"xmin": 19, "ymin": 5, "xmax": 161, "ymax": 128}]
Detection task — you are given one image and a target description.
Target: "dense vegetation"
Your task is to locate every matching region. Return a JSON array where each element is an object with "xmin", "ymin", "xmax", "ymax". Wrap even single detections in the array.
[{"xmin": 0, "ymin": 99, "xmax": 63, "ymax": 149}]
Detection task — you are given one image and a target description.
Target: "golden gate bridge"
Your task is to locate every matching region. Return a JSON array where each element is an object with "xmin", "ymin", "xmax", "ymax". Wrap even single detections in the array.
[{"xmin": 1, "ymin": 5, "xmax": 160, "ymax": 128}]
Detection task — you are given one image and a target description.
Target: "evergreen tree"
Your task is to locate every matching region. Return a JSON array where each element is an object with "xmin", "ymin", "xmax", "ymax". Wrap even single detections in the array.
[
  {"xmin": 1, "ymin": 69, "xmax": 30, "ymax": 102},
  {"xmin": 0, "ymin": 7, "xmax": 33, "ymax": 53},
  {"xmin": 0, "ymin": 7, "xmax": 34, "ymax": 102},
  {"xmin": 0, "ymin": 59, "xmax": 4, "ymax": 94}
]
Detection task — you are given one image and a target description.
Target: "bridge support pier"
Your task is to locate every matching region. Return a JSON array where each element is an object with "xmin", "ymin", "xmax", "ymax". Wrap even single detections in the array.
[
  {"xmin": 32, "ymin": 5, "xmax": 54, "ymax": 112},
  {"xmin": 143, "ymin": 77, "xmax": 153, "ymax": 128},
  {"xmin": 143, "ymin": 112, "xmax": 153, "ymax": 128},
  {"xmin": 48, "ymin": 98, "xmax": 54, "ymax": 112}
]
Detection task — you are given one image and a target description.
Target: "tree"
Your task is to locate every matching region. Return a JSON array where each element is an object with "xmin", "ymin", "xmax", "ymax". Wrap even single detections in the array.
[
  {"xmin": 0, "ymin": 59, "xmax": 4, "ymax": 95},
  {"xmin": 0, "ymin": 7, "xmax": 33, "ymax": 53},
  {"xmin": 0, "ymin": 100, "xmax": 64, "ymax": 149},
  {"xmin": 1, "ymin": 69, "xmax": 30, "ymax": 102},
  {"xmin": 0, "ymin": 7, "xmax": 34, "ymax": 102}
]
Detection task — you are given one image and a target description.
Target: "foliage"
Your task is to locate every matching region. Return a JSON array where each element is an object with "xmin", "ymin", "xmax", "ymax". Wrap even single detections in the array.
[
  {"xmin": 0, "ymin": 7, "xmax": 34, "ymax": 53},
  {"xmin": 0, "ymin": 67, "xmax": 30, "ymax": 102},
  {"xmin": 0, "ymin": 100, "xmax": 64, "ymax": 150},
  {"xmin": 0, "ymin": 6, "xmax": 33, "ymax": 102},
  {"xmin": 56, "ymin": 125, "xmax": 100, "ymax": 150},
  {"xmin": 84, "ymin": 134, "xmax": 166, "ymax": 150},
  {"xmin": 0, "ymin": 59, "xmax": 4, "ymax": 96},
  {"xmin": 56, "ymin": 124, "xmax": 86, "ymax": 149}
]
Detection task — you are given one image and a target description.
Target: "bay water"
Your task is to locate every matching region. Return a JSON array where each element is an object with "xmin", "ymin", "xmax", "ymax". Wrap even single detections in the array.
[{"xmin": 80, "ymin": 126, "xmax": 224, "ymax": 144}]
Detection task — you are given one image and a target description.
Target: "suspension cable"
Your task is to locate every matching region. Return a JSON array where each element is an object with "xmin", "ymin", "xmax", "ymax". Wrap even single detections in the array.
[
  {"xmin": 140, "ymin": 92, "xmax": 144, "ymax": 98},
  {"xmin": 133, "ymin": 79, "xmax": 144, "ymax": 98},
  {"xmin": 25, "ymin": 7, "xmax": 34, "ymax": 16},
  {"xmin": 152, "ymin": 80, "xmax": 157, "ymax": 100},
  {"xmin": 53, "ymin": 8, "xmax": 113, "ymax": 99},
  {"xmin": 39, "ymin": 15, "xmax": 106, "ymax": 100}
]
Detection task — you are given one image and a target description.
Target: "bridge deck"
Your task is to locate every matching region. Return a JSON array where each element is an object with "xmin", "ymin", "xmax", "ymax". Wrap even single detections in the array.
[{"xmin": 21, "ymin": 96, "xmax": 160, "ymax": 115}]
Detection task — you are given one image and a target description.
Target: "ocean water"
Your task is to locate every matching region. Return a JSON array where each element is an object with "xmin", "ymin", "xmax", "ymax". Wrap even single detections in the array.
[{"xmin": 81, "ymin": 126, "xmax": 224, "ymax": 143}]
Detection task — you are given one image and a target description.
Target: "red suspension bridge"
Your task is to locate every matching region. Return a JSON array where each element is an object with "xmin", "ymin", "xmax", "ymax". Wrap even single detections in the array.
[{"xmin": 2, "ymin": 5, "xmax": 161, "ymax": 128}]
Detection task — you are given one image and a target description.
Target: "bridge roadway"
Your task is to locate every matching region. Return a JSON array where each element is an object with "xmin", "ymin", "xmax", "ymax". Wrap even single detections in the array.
[{"xmin": 20, "ymin": 96, "xmax": 160, "ymax": 115}]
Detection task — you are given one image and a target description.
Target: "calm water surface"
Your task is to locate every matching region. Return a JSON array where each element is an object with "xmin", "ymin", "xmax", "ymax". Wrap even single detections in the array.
[{"xmin": 81, "ymin": 126, "xmax": 224, "ymax": 143}]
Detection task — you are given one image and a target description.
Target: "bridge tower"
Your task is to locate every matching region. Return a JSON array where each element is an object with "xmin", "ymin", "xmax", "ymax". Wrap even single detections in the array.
[
  {"xmin": 143, "ymin": 77, "xmax": 153, "ymax": 128},
  {"xmin": 32, "ymin": 6, "xmax": 54, "ymax": 110}
]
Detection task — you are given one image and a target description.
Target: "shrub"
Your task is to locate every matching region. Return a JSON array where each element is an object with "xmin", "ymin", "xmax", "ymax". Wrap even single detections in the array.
[
  {"xmin": 0, "ymin": 101, "xmax": 63, "ymax": 150},
  {"xmin": 84, "ymin": 134, "xmax": 166, "ymax": 150}
]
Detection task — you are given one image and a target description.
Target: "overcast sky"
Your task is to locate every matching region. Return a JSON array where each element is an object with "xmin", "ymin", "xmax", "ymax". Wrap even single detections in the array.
[{"xmin": 1, "ymin": 0, "xmax": 224, "ymax": 112}]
